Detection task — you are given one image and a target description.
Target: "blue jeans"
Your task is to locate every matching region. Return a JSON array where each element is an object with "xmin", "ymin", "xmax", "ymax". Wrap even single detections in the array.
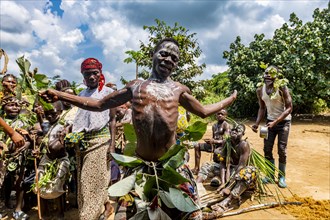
[{"xmin": 263, "ymin": 120, "xmax": 291, "ymax": 164}]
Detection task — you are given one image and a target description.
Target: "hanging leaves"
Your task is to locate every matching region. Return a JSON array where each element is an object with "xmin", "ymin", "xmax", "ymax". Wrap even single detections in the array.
[
  {"xmin": 111, "ymin": 152, "xmax": 144, "ymax": 168},
  {"xmin": 169, "ymin": 187, "xmax": 200, "ymax": 213},
  {"xmin": 108, "ymin": 172, "xmax": 136, "ymax": 197}
]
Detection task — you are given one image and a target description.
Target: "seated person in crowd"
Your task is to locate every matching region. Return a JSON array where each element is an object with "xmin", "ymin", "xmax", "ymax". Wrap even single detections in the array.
[{"xmin": 192, "ymin": 109, "xmax": 230, "ymax": 175}]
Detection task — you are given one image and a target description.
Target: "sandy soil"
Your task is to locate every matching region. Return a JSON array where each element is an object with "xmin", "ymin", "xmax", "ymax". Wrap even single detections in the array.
[{"xmin": 1, "ymin": 117, "xmax": 329, "ymax": 219}]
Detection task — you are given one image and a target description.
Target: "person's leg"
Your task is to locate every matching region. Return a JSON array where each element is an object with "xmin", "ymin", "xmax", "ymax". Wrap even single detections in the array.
[
  {"xmin": 263, "ymin": 125, "xmax": 277, "ymax": 181},
  {"xmin": 3, "ymin": 172, "xmax": 14, "ymax": 208},
  {"xmin": 277, "ymin": 121, "xmax": 290, "ymax": 188},
  {"xmin": 12, "ymin": 190, "xmax": 29, "ymax": 220},
  {"xmin": 263, "ymin": 127, "xmax": 276, "ymax": 161},
  {"xmin": 192, "ymin": 143, "xmax": 202, "ymax": 175},
  {"xmin": 196, "ymin": 161, "xmax": 214, "ymax": 183},
  {"xmin": 193, "ymin": 143, "xmax": 212, "ymax": 175},
  {"xmin": 218, "ymin": 163, "xmax": 226, "ymax": 190}
]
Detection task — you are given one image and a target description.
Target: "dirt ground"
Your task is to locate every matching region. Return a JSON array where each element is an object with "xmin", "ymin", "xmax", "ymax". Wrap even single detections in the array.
[{"xmin": 1, "ymin": 116, "xmax": 329, "ymax": 219}]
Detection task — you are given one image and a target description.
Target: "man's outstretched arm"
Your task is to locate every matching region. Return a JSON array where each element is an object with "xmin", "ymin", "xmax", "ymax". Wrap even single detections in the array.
[
  {"xmin": 180, "ymin": 90, "xmax": 237, "ymax": 118},
  {"xmin": 40, "ymin": 88, "xmax": 132, "ymax": 112}
]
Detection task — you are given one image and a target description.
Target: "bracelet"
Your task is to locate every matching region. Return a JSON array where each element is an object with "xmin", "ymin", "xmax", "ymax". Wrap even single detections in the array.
[{"xmin": 83, "ymin": 100, "xmax": 89, "ymax": 106}]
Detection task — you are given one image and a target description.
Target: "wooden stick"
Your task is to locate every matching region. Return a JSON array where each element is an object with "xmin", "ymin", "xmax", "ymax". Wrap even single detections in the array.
[
  {"xmin": 201, "ymin": 198, "xmax": 224, "ymax": 208},
  {"xmin": 200, "ymin": 195, "xmax": 223, "ymax": 204},
  {"xmin": 222, "ymin": 201, "xmax": 303, "ymax": 217},
  {"xmin": 200, "ymin": 192, "xmax": 218, "ymax": 199},
  {"xmin": 33, "ymin": 136, "xmax": 42, "ymax": 220}
]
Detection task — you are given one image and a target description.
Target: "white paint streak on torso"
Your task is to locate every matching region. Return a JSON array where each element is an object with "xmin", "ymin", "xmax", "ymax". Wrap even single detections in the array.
[{"xmin": 146, "ymin": 81, "xmax": 174, "ymax": 103}]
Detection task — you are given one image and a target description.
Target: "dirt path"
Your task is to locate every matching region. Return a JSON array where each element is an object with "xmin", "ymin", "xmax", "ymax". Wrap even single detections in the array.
[{"xmin": 1, "ymin": 118, "xmax": 329, "ymax": 219}]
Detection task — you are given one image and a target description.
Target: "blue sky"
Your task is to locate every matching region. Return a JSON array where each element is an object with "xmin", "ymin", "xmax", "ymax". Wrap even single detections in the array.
[{"xmin": 0, "ymin": 0, "xmax": 328, "ymax": 88}]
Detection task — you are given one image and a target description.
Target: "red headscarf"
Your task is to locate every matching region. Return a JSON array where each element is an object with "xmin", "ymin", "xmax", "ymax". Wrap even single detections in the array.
[{"xmin": 81, "ymin": 58, "xmax": 105, "ymax": 91}]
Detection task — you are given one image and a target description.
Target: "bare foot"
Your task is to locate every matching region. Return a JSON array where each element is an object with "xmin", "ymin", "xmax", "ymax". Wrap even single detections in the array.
[
  {"xmin": 191, "ymin": 168, "xmax": 199, "ymax": 175},
  {"xmin": 104, "ymin": 201, "xmax": 114, "ymax": 218}
]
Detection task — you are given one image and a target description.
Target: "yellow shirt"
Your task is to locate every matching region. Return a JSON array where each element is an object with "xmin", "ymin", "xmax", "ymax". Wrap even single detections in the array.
[{"xmin": 176, "ymin": 106, "xmax": 189, "ymax": 133}]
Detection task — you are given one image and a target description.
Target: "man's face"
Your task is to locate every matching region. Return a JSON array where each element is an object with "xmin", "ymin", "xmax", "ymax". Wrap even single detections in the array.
[
  {"xmin": 230, "ymin": 125, "xmax": 244, "ymax": 141},
  {"xmin": 153, "ymin": 41, "xmax": 179, "ymax": 79},
  {"xmin": 263, "ymin": 67, "xmax": 277, "ymax": 85},
  {"xmin": 3, "ymin": 102, "xmax": 21, "ymax": 118},
  {"xmin": 116, "ymin": 105, "xmax": 127, "ymax": 119},
  {"xmin": 82, "ymin": 68, "xmax": 101, "ymax": 89},
  {"xmin": 216, "ymin": 110, "xmax": 227, "ymax": 122}
]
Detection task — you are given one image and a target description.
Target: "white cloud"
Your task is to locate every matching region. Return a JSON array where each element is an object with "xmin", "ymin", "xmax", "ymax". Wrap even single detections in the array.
[{"xmin": 204, "ymin": 64, "xmax": 228, "ymax": 79}]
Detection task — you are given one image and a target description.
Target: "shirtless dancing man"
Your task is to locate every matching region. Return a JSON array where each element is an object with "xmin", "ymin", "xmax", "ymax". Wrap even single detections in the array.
[{"xmin": 40, "ymin": 38, "xmax": 237, "ymax": 219}]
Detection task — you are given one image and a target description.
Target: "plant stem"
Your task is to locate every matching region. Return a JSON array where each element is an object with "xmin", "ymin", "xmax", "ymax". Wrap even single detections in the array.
[{"xmin": 151, "ymin": 162, "xmax": 160, "ymax": 192}]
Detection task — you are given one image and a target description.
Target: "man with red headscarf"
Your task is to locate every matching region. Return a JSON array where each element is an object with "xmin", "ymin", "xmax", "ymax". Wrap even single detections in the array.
[{"xmin": 65, "ymin": 58, "xmax": 116, "ymax": 219}]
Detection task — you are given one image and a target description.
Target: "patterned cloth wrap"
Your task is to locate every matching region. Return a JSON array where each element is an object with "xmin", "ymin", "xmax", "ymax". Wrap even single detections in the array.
[
  {"xmin": 114, "ymin": 157, "xmax": 203, "ymax": 220},
  {"xmin": 64, "ymin": 126, "xmax": 109, "ymax": 150},
  {"xmin": 115, "ymin": 125, "xmax": 125, "ymax": 153},
  {"xmin": 234, "ymin": 165, "xmax": 257, "ymax": 187}
]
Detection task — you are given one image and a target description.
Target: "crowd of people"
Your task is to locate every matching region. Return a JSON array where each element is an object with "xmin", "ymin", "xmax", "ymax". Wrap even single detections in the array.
[{"xmin": 0, "ymin": 38, "xmax": 292, "ymax": 220}]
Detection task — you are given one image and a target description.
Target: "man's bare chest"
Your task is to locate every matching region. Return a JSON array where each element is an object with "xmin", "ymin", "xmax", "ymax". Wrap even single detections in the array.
[{"xmin": 133, "ymin": 81, "xmax": 180, "ymax": 104}]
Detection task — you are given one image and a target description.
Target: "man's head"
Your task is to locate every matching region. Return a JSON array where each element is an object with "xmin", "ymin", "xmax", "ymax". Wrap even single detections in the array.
[
  {"xmin": 152, "ymin": 38, "xmax": 180, "ymax": 80},
  {"xmin": 81, "ymin": 58, "xmax": 105, "ymax": 90},
  {"xmin": 1, "ymin": 96, "xmax": 21, "ymax": 119},
  {"xmin": 55, "ymin": 79, "xmax": 76, "ymax": 109},
  {"xmin": 55, "ymin": 79, "xmax": 71, "ymax": 92},
  {"xmin": 216, "ymin": 109, "xmax": 227, "ymax": 122},
  {"xmin": 263, "ymin": 65, "xmax": 279, "ymax": 85},
  {"xmin": 230, "ymin": 124, "xmax": 245, "ymax": 141},
  {"xmin": 44, "ymin": 101, "xmax": 63, "ymax": 124}
]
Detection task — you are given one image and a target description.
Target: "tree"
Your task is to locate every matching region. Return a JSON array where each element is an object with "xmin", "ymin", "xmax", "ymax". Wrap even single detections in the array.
[
  {"xmin": 124, "ymin": 19, "xmax": 206, "ymax": 97},
  {"xmin": 222, "ymin": 5, "xmax": 329, "ymax": 117}
]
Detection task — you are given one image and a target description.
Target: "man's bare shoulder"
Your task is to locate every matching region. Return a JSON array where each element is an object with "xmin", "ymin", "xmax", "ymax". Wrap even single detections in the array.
[
  {"xmin": 125, "ymin": 79, "xmax": 143, "ymax": 89},
  {"xmin": 173, "ymin": 81, "xmax": 191, "ymax": 94},
  {"xmin": 239, "ymin": 139, "xmax": 250, "ymax": 151},
  {"xmin": 256, "ymin": 86, "xmax": 263, "ymax": 92}
]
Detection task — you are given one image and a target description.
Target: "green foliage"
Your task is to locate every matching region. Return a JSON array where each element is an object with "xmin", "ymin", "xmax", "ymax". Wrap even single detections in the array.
[
  {"xmin": 123, "ymin": 19, "xmax": 206, "ymax": 98},
  {"xmin": 180, "ymin": 121, "xmax": 208, "ymax": 142},
  {"xmin": 108, "ymin": 172, "xmax": 137, "ymax": 197},
  {"xmin": 168, "ymin": 187, "xmax": 199, "ymax": 212},
  {"xmin": 31, "ymin": 160, "xmax": 59, "ymax": 191},
  {"xmin": 122, "ymin": 123, "xmax": 137, "ymax": 156},
  {"xmin": 222, "ymin": 6, "xmax": 330, "ymax": 117},
  {"xmin": 111, "ymin": 153, "xmax": 144, "ymax": 168},
  {"xmin": 204, "ymin": 71, "xmax": 230, "ymax": 95},
  {"xmin": 16, "ymin": 56, "xmax": 54, "ymax": 111}
]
